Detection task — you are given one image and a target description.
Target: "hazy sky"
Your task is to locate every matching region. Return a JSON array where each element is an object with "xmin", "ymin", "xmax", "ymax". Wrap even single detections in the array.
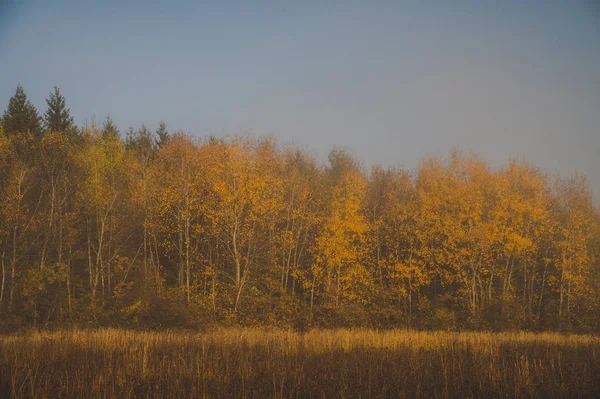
[{"xmin": 1, "ymin": 0, "xmax": 599, "ymax": 200}]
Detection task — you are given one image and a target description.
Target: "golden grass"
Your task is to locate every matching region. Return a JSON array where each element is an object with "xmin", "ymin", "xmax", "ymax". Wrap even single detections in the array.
[{"xmin": 1, "ymin": 328, "xmax": 599, "ymax": 398}]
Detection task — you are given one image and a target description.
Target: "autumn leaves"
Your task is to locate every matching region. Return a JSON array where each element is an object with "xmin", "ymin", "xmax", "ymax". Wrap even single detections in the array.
[{"xmin": 0, "ymin": 127, "xmax": 598, "ymax": 330}]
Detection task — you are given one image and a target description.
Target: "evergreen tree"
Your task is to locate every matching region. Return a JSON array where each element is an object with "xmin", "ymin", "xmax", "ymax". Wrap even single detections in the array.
[
  {"xmin": 125, "ymin": 124, "xmax": 156, "ymax": 158},
  {"xmin": 136, "ymin": 123, "xmax": 156, "ymax": 156},
  {"xmin": 43, "ymin": 86, "xmax": 75, "ymax": 134},
  {"xmin": 125, "ymin": 126, "xmax": 135, "ymax": 144},
  {"xmin": 102, "ymin": 116, "xmax": 120, "ymax": 141},
  {"xmin": 155, "ymin": 121, "xmax": 170, "ymax": 148},
  {"xmin": 2, "ymin": 84, "xmax": 42, "ymax": 137}
]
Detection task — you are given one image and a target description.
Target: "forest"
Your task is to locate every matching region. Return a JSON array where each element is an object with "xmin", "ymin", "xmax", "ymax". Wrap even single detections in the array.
[{"xmin": 1, "ymin": 84, "xmax": 599, "ymax": 332}]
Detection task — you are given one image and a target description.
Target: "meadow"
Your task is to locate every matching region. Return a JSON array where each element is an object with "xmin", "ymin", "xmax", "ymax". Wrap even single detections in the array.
[{"xmin": 0, "ymin": 328, "xmax": 599, "ymax": 398}]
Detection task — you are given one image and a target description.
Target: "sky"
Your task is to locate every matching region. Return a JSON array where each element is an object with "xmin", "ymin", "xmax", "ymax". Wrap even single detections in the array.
[{"xmin": 1, "ymin": 0, "xmax": 599, "ymax": 201}]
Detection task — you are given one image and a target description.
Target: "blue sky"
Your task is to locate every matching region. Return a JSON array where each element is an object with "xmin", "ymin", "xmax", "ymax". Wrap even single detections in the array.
[{"xmin": 1, "ymin": 0, "xmax": 599, "ymax": 200}]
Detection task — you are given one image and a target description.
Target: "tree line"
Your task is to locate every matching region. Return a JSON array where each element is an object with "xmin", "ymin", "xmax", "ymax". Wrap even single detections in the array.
[{"xmin": 1, "ymin": 84, "xmax": 599, "ymax": 332}]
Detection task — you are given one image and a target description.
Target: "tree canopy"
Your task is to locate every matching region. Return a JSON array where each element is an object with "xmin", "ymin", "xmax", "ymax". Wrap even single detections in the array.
[{"xmin": 0, "ymin": 85, "xmax": 599, "ymax": 333}]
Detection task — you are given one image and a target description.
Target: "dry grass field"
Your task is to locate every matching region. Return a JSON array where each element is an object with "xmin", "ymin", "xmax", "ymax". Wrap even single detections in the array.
[{"xmin": 0, "ymin": 328, "xmax": 599, "ymax": 398}]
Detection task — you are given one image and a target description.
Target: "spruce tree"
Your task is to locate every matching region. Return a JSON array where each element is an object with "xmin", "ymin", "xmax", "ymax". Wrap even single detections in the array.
[
  {"xmin": 155, "ymin": 121, "xmax": 170, "ymax": 148},
  {"xmin": 126, "ymin": 123, "xmax": 155, "ymax": 157},
  {"xmin": 43, "ymin": 86, "xmax": 75, "ymax": 134},
  {"xmin": 125, "ymin": 126, "xmax": 135, "ymax": 147},
  {"xmin": 124, "ymin": 124, "xmax": 159, "ymax": 164},
  {"xmin": 2, "ymin": 84, "xmax": 42, "ymax": 137},
  {"xmin": 102, "ymin": 116, "xmax": 120, "ymax": 141}
]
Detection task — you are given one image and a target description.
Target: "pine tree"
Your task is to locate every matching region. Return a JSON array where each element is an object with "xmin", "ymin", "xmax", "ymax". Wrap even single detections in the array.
[
  {"xmin": 43, "ymin": 86, "xmax": 75, "ymax": 134},
  {"xmin": 102, "ymin": 116, "xmax": 120, "ymax": 141},
  {"xmin": 2, "ymin": 84, "xmax": 42, "ymax": 137},
  {"xmin": 126, "ymin": 124, "xmax": 156, "ymax": 158},
  {"xmin": 155, "ymin": 121, "xmax": 170, "ymax": 148}
]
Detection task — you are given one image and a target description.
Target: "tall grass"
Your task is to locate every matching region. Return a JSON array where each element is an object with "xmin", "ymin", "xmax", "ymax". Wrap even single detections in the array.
[{"xmin": 1, "ymin": 328, "xmax": 599, "ymax": 398}]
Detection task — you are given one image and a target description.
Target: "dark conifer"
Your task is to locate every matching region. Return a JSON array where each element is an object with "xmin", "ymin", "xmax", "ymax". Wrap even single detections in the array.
[
  {"xmin": 102, "ymin": 116, "xmax": 120, "ymax": 141},
  {"xmin": 2, "ymin": 84, "xmax": 42, "ymax": 137},
  {"xmin": 43, "ymin": 86, "xmax": 75, "ymax": 134},
  {"xmin": 155, "ymin": 121, "xmax": 170, "ymax": 148}
]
